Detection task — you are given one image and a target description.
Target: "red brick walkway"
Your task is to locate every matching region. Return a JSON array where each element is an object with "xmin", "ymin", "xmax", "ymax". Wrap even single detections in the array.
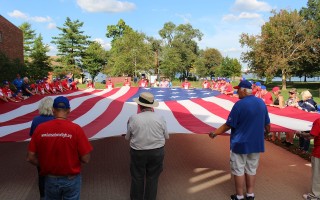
[{"xmin": 0, "ymin": 134, "xmax": 311, "ymax": 200}]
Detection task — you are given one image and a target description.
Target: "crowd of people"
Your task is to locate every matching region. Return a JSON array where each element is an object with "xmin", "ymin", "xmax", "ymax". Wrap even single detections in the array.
[
  {"xmin": 20, "ymin": 77, "xmax": 320, "ymax": 200},
  {"xmin": 0, "ymin": 73, "xmax": 79, "ymax": 103}
]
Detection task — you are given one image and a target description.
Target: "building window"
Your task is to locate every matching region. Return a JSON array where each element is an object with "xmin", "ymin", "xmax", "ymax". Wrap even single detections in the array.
[{"xmin": 0, "ymin": 32, "xmax": 2, "ymax": 43}]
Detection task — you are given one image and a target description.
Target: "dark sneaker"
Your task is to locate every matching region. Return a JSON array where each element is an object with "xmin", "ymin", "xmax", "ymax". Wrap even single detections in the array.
[
  {"xmin": 246, "ymin": 196, "xmax": 255, "ymax": 200},
  {"xmin": 230, "ymin": 194, "xmax": 244, "ymax": 200}
]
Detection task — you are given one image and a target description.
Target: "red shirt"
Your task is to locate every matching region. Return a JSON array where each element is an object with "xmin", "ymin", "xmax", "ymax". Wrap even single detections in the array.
[
  {"xmin": 138, "ymin": 79, "xmax": 148, "ymax": 87},
  {"xmin": 123, "ymin": 81, "xmax": 131, "ymax": 86},
  {"xmin": 106, "ymin": 82, "xmax": 114, "ymax": 89},
  {"xmin": 311, "ymin": 118, "xmax": 320, "ymax": 158},
  {"xmin": 202, "ymin": 81, "xmax": 210, "ymax": 89},
  {"xmin": 181, "ymin": 82, "xmax": 191, "ymax": 89},
  {"xmin": 28, "ymin": 119, "xmax": 93, "ymax": 176},
  {"xmin": 2, "ymin": 87, "xmax": 13, "ymax": 98},
  {"xmin": 262, "ymin": 91, "xmax": 273, "ymax": 105}
]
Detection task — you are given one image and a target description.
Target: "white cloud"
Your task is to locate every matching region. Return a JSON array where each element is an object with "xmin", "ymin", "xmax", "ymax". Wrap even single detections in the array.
[
  {"xmin": 8, "ymin": 10, "xmax": 28, "ymax": 19},
  {"xmin": 77, "ymin": 0, "xmax": 136, "ymax": 13},
  {"xmin": 31, "ymin": 16, "xmax": 52, "ymax": 23},
  {"xmin": 48, "ymin": 45, "xmax": 58, "ymax": 56},
  {"xmin": 8, "ymin": 10, "xmax": 53, "ymax": 23},
  {"xmin": 223, "ymin": 12, "xmax": 261, "ymax": 21},
  {"xmin": 233, "ymin": 0, "xmax": 272, "ymax": 12},
  {"xmin": 94, "ymin": 38, "xmax": 111, "ymax": 50},
  {"xmin": 47, "ymin": 23, "xmax": 56, "ymax": 29}
]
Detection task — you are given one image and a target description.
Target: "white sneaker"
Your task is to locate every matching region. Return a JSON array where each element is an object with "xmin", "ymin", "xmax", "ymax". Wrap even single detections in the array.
[{"xmin": 303, "ymin": 193, "xmax": 320, "ymax": 200}]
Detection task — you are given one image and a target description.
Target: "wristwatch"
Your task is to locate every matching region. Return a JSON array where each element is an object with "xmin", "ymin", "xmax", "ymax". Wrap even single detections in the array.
[{"xmin": 209, "ymin": 132, "xmax": 217, "ymax": 138}]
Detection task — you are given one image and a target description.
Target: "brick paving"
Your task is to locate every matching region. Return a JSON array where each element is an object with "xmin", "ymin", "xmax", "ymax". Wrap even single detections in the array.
[{"xmin": 0, "ymin": 134, "xmax": 311, "ymax": 200}]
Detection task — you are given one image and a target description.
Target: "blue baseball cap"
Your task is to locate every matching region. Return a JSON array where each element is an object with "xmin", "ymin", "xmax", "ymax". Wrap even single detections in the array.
[
  {"xmin": 234, "ymin": 80, "xmax": 252, "ymax": 89},
  {"xmin": 53, "ymin": 96, "xmax": 70, "ymax": 109},
  {"xmin": 3, "ymin": 80, "xmax": 9, "ymax": 85},
  {"xmin": 255, "ymin": 82, "xmax": 261, "ymax": 86},
  {"xmin": 261, "ymin": 85, "xmax": 266, "ymax": 90}
]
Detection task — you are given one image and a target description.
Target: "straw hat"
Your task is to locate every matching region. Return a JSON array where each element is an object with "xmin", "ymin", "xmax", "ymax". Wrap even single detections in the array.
[{"xmin": 133, "ymin": 92, "xmax": 159, "ymax": 107}]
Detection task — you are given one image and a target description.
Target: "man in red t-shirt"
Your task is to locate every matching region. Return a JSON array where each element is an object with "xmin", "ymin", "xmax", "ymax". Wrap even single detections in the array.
[
  {"xmin": 123, "ymin": 77, "xmax": 131, "ymax": 86},
  {"xmin": 298, "ymin": 118, "xmax": 320, "ymax": 200},
  {"xmin": 260, "ymin": 86, "xmax": 273, "ymax": 105},
  {"xmin": 2, "ymin": 80, "xmax": 20, "ymax": 102},
  {"xmin": 106, "ymin": 78, "xmax": 114, "ymax": 89},
  {"xmin": 181, "ymin": 78, "xmax": 191, "ymax": 89},
  {"xmin": 202, "ymin": 79, "xmax": 211, "ymax": 89},
  {"xmin": 138, "ymin": 76, "xmax": 148, "ymax": 88},
  {"xmin": 27, "ymin": 96, "xmax": 93, "ymax": 200}
]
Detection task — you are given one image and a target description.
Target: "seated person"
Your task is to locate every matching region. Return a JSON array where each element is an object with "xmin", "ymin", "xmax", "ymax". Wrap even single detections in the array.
[
  {"xmin": 167, "ymin": 78, "xmax": 172, "ymax": 88},
  {"xmin": 138, "ymin": 76, "xmax": 148, "ymax": 87},
  {"xmin": 270, "ymin": 86, "xmax": 285, "ymax": 108},
  {"xmin": 61, "ymin": 76, "xmax": 70, "ymax": 91},
  {"xmin": 2, "ymin": 80, "xmax": 20, "ymax": 102},
  {"xmin": 254, "ymin": 82, "xmax": 262, "ymax": 98},
  {"xmin": 222, "ymin": 79, "xmax": 234, "ymax": 95},
  {"xmin": 260, "ymin": 85, "xmax": 273, "ymax": 105},
  {"xmin": 87, "ymin": 79, "xmax": 95, "ymax": 88},
  {"xmin": 181, "ymin": 78, "xmax": 191, "ymax": 89},
  {"xmin": 106, "ymin": 78, "xmax": 114, "ymax": 89},
  {"xmin": 0, "ymin": 87, "xmax": 9, "ymax": 102},
  {"xmin": 70, "ymin": 79, "xmax": 79, "ymax": 90},
  {"xmin": 202, "ymin": 79, "xmax": 211, "ymax": 89},
  {"xmin": 123, "ymin": 77, "xmax": 131, "ymax": 87},
  {"xmin": 285, "ymin": 88, "xmax": 299, "ymax": 107},
  {"xmin": 14, "ymin": 89, "xmax": 25, "ymax": 101},
  {"xmin": 297, "ymin": 90, "xmax": 317, "ymax": 112},
  {"xmin": 159, "ymin": 78, "xmax": 168, "ymax": 88}
]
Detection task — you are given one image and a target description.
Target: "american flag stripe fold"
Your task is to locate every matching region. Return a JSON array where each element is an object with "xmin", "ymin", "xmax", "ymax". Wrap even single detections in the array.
[{"xmin": 0, "ymin": 87, "xmax": 319, "ymax": 142}]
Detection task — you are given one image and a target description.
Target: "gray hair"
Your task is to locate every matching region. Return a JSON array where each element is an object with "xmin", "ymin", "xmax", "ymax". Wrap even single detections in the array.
[
  {"xmin": 23, "ymin": 77, "xmax": 29, "ymax": 82},
  {"xmin": 301, "ymin": 90, "xmax": 312, "ymax": 101},
  {"xmin": 240, "ymin": 87, "xmax": 252, "ymax": 95},
  {"xmin": 38, "ymin": 97, "xmax": 54, "ymax": 116}
]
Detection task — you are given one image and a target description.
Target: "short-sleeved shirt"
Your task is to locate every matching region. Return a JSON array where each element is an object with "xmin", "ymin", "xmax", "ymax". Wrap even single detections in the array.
[
  {"xmin": 28, "ymin": 119, "xmax": 93, "ymax": 176},
  {"xmin": 226, "ymin": 95, "xmax": 270, "ymax": 154},
  {"xmin": 310, "ymin": 118, "xmax": 320, "ymax": 158},
  {"xmin": 29, "ymin": 115, "xmax": 55, "ymax": 136},
  {"xmin": 13, "ymin": 78, "xmax": 23, "ymax": 90},
  {"xmin": 262, "ymin": 92, "xmax": 273, "ymax": 105},
  {"xmin": 21, "ymin": 83, "xmax": 32, "ymax": 96},
  {"xmin": 126, "ymin": 111, "xmax": 169, "ymax": 150}
]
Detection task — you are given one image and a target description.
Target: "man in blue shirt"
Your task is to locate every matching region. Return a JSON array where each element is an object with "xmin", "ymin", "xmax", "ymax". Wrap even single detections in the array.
[
  {"xmin": 13, "ymin": 73, "xmax": 23, "ymax": 91},
  {"xmin": 208, "ymin": 80, "xmax": 270, "ymax": 200}
]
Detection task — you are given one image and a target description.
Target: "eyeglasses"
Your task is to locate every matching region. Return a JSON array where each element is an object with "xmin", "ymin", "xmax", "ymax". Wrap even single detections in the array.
[{"xmin": 289, "ymin": 92, "xmax": 295, "ymax": 95}]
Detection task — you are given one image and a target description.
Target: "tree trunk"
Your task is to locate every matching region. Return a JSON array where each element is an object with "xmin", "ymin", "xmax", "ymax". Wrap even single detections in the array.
[
  {"xmin": 304, "ymin": 75, "xmax": 307, "ymax": 82},
  {"xmin": 281, "ymin": 70, "xmax": 287, "ymax": 90}
]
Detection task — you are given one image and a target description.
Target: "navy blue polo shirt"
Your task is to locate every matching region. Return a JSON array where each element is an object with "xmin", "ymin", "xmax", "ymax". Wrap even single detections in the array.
[{"xmin": 226, "ymin": 95, "xmax": 270, "ymax": 154}]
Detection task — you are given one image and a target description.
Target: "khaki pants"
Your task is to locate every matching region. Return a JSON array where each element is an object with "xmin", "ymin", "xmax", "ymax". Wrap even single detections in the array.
[{"xmin": 311, "ymin": 156, "xmax": 320, "ymax": 197}]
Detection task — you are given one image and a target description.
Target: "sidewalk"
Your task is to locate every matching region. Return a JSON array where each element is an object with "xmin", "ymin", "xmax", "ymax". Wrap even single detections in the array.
[{"xmin": 0, "ymin": 134, "xmax": 311, "ymax": 200}]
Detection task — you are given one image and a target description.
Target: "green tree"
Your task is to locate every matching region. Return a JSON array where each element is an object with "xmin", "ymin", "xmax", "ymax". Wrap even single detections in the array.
[
  {"xmin": 51, "ymin": 17, "xmax": 91, "ymax": 77},
  {"xmin": 215, "ymin": 57, "xmax": 242, "ymax": 79},
  {"xmin": 240, "ymin": 10, "xmax": 316, "ymax": 89},
  {"xmin": 19, "ymin": 22, "xmax": 36, "ymax": 64},
  {"xmin": 106, "ymin": 19, "xmax": 133, "ymax": 44},
  {"xmin": 27, "ymin": 34, "xmax": 51, "ymax": 80},
  {"xmin": 159, "ymin": 22, "xmax": 203, "ymax": 78},
  {"xmin": 107, "ymin": 29, "xmax": 153, "ymax": 77},
  {"xmin": 82, "ymin": 41, "xmax": 107, "ymax": 82}
]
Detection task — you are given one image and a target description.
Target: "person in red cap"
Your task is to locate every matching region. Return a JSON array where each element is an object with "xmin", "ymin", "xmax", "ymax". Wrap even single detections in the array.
[
  {"xmin": 123, "ymin": 77, "xmax": 131, "ymax": 87},
  {"xmin": 106, "ymin": 78, "xmax": 114, "ymax": 89},
  {"xmin": 181, "ymin": 78, "xmax": 191, "ymax": 89},
  {"xmin": 27, "ymin": 96, "xmax": 93, "ymax": 200},
  {"xmin": 202, "ymin": 78, "xmax": 211, "ymax": 89},
  {"xmin": 208, "ymin": 80, "xmax": 270, "ymax": 200},
  {"xmin": 2, "ymin": 80, "xmax": 20, "ymax": 102},
  {"xmin": 270, "ymin": 86, "xmax": 284, "ymax": 108}
]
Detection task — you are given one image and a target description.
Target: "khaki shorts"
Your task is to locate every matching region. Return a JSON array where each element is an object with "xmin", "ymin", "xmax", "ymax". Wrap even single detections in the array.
[{"xmin": 230, "ymin": 151, "xmax": 260, "ymax": 176}]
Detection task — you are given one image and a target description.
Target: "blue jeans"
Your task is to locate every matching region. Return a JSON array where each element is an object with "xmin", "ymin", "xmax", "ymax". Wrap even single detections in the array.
[{"xmin": 45, "ymin": 174, "xmax": 81, "ymax": 200}]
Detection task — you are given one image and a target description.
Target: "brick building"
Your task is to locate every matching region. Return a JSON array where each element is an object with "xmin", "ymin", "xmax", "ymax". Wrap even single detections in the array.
[{"xmin": 0, "ymin": 15, "xmax": 24, "ymax": 63}]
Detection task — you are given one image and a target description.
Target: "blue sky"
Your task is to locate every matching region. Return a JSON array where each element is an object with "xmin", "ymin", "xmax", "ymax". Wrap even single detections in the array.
[{"xmin": 0, "ymin": 0, "xmax": 308, "ymax": 63}]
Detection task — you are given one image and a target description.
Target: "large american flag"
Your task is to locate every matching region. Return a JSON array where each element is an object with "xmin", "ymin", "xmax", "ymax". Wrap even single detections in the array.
[{"xmin": 0, "ymin": 86, "xmax": 319, "ymax": 142}]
